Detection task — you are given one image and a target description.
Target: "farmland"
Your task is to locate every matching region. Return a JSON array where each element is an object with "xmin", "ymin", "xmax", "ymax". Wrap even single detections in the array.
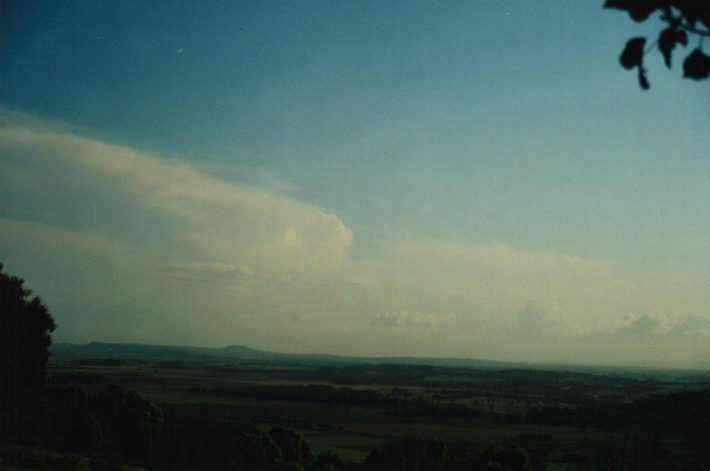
[{"xmin": 24, "ymin": 343, "xmax": 709, "ymax": 470}]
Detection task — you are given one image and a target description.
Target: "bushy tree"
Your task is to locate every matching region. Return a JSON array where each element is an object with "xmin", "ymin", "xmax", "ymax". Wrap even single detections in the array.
[
  {"xmin": 45, "ymin": 386, "xmax": 103, "ymax": 455},
  {"xmin": 91, "ymin": 385, "xmax": 163, "ymax": 465},
  {"xmin": 0, "ymin": 263, "xmax": 56, "ymax": 440},
  {"xmin": 269, "ymin": 426, "xmax": 311, "ymax": 465}
]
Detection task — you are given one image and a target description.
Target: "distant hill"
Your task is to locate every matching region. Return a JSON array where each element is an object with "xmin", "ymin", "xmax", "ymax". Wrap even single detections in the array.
[
  {"xmin": 50, "ymin": 341, "xmax": 518, "ymax": 369},
  {"xmin": 50, "ymin": 341, "xmax": 710, "ymax": 379}
]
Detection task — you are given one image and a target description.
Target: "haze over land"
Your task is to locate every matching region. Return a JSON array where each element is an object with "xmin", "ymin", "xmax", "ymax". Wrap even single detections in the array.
[{"xmin": 1, "ymin": 1, "xmax": 709, "ymax": 367}]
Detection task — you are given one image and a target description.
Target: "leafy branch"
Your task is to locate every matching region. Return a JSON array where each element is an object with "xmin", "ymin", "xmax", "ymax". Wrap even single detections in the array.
[{"xmin": 605, "ymin": 0, "xmax": 710, "ymax": 88}]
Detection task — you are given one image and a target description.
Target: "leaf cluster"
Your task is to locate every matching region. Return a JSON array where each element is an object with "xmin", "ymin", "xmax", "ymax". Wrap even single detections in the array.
[{"xmin": 605, "ymin": 0, "xmax": 710, "ymax": 87}]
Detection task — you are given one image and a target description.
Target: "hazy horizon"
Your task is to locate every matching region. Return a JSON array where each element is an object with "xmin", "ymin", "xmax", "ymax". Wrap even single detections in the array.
[
  {"xmin": 51, "ymin": 338, "xmax": 710, "ymax": 371},
  {"xmin": 2, "ymin": 1, "xmax": 709, "ymax": 368}
]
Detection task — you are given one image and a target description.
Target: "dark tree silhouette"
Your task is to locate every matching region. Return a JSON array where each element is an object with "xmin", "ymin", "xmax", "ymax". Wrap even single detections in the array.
[
  {"xmin": 45, "ymin": 386, "xmax": 103, "ymax": 455},
  {"xmin": 313, "ymin": 451, "xmax": 347, "ymax": 471},
  {"xmin": 91, "ymin": 385, "xmax": 163, "ymax": 465},
  {"xmin": 268, "ymin": 426, "xmax": 311, "ymax": 465},
  {"xmin": 605, "ymin": 0, "xmax": 710, "ymax": 88},
  {"xmin": 0, "ymin": 263, "xmax": 56, "ymax": 440}
]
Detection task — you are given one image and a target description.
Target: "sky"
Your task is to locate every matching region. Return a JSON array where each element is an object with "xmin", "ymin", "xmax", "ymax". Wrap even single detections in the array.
[{"xmin": 1, "ymin": 1, "xmax": 709, "ymax": 368}]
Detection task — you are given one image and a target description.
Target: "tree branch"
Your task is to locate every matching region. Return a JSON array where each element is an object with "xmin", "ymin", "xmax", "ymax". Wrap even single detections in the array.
[{"xmin": 679, "ymin": 23, "xmax": 710, "ymax": 38}]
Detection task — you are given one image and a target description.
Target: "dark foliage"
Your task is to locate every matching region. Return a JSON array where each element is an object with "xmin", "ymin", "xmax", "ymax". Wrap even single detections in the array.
[
  {"xmin": 151, "ymin": 415, "xmax": 281, "ymax": 470},
  {"xmin": 91, "ymin": 384, "xmax": 163, "ymax": 465},
  {"xmin": 629, "ymin": 388, "xmax": 710, "ymax": 429},
  {"xmin": 0, "ymin": 263, "xmax": 56, "ymax": 442},
  {"xmin": 269, "ymin": 426, "xmax": 311, "ymax": 465},
  {"xmin": 362, "ymin": 442, "xmax": 542, "ymax": 471},
  {"xmin": 43, "ymin": 387, "xmax": 103, "ymax": 455},
  {"xmin": 684, "ymin": 47, "xmax": 710, "ymax": 78},
  {"xmin": 313, "ymin": 451, "xmax": 347, "ymax": 471},
  {"xmin": 460, "ymin": 445, "xmax": 534, "ymax": 471},
  {"xmin": 605, "ymin": 0, "xmax": 710, "ymax": 87},
  {"xmin": 361, "ymin": 445, "xmax": 407, "ymax": 471}
]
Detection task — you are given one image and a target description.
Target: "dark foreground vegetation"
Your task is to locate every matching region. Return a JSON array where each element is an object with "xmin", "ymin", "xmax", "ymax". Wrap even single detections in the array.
[
  {"xmin": 2, "ymin": 264, "xmax": 710, "ymax": 470},
  {"xmin": 0, "ymin": 356, "xmax": 707, "ymax": 470}
]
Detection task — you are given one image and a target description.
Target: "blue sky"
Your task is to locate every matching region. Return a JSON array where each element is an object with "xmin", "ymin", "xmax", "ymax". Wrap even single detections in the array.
[{"xmin": 1, "ymin": 1, "xmax": 709, "ymax": 367}]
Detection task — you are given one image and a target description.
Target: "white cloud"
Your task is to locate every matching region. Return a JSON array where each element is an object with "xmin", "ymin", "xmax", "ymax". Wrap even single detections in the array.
[{"xmin": 0, "ymin": 123, "xmax": 353, "ymax": 277}]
